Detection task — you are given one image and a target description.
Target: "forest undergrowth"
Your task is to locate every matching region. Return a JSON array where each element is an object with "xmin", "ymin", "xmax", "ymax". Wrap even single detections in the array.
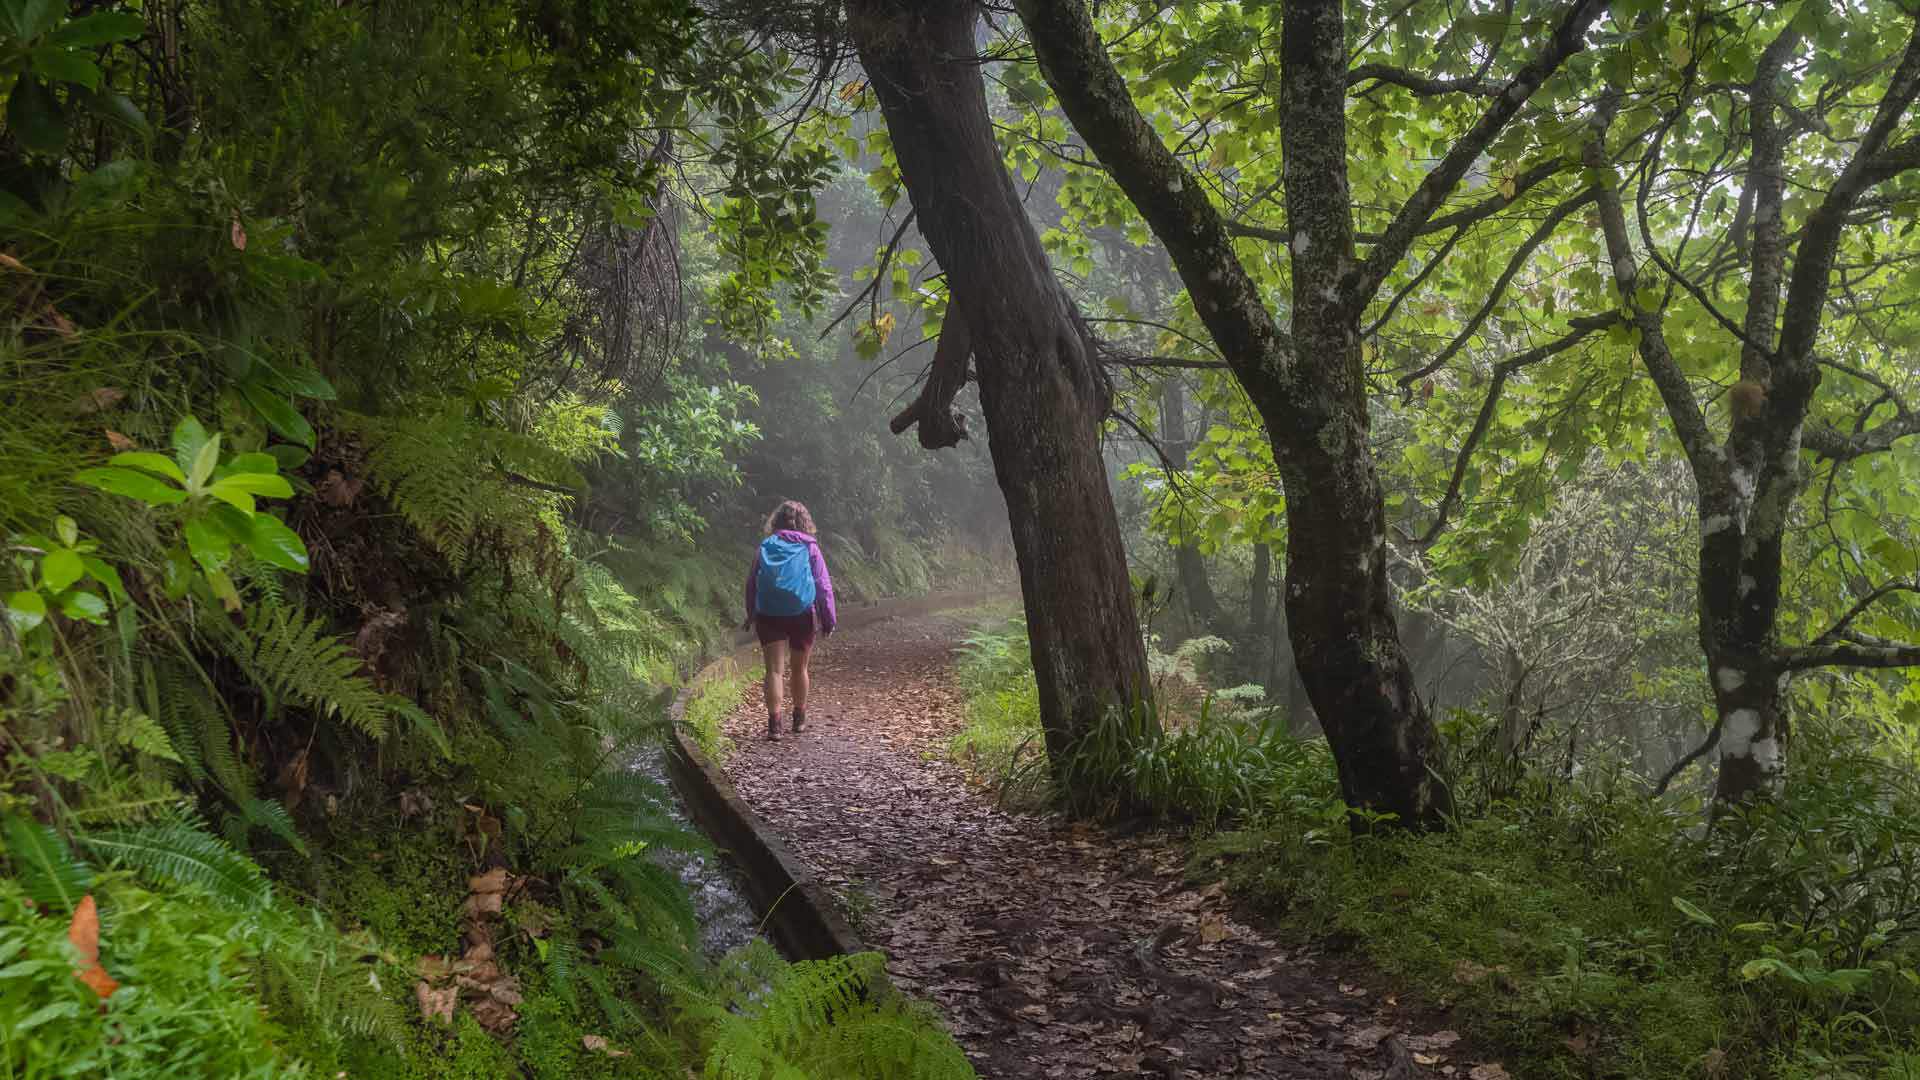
[
  {"xmin": 950, "ymin": 615, "xmax": 1920, "ymax": 1080},
  {"xmin": 0, "ymin": 3, "xmax": 988, "ymax": 1078}
]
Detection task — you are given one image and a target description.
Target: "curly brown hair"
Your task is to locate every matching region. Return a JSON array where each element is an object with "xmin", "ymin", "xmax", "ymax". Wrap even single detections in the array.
[{"xmin": 765, "ymin": 500, "xmax": 816, "ymax": 536}]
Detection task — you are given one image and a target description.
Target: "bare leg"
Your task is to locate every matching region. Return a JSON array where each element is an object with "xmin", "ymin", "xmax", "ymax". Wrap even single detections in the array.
[
  {"xmin": 789, "ymin": 645, "xmax": 812, "ymax": 730},
  {"xmin": 761, "ymin": 640, "xmax": 787, "ymax": 739}
]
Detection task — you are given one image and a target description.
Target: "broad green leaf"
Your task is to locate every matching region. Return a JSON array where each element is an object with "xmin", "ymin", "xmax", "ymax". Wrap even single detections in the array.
[
  {"xmin": 183, "ymin": 516, "xmax": 232, "ymax": 571},
  {"xmin": 246, "ymin": 513, "xmax": 309, "ymax": 573},
  {"xmin": 188, "ymin": 433, "xmax": 222, "ymax": 490},
  {"xmin": 6, "ymin": 77, "xmax": 68, "ymax": 155},
  {"xmin": 1870, "ymin": 537, "xmax": 1917, "ymax": 576},
  {"xmin": 212, "ymin": 472, "xmax": 293, "ymax": 499},
  {"xmin": 30, "ymin": 46, "xmax": 101, "ymax": 90},
  {"xmin": 171, "ymin": 416, "xmax": 211, "ymax": 475},
  {"xmin": 109, "ymin": 451, "xmax": 187, "ymax": 484},
  {"xmin": 47, "ymin": 11, "xmax": 146, "ymax": 47},
  {"xmin": 74, "ymin": 466, "xmax": 189, "ymax": 505},
  {"xmin": 240, "ymin": 383, "xmax": 315, "ymax": 446},
  {"xmin": 41, "ymin": 547, "xmax": 82, "ymax": 592},
  {"xmin": 203, "ymin": 568, "xmax": 241, "ymax": 612},
  {"xmin": 161, "ymin": 549, "xmax": 193, "ymax": 600},
  {"xmin": 203, "ymin": 483, "xmax": 255, "ymax": 515},
  {"xmin": 6, "ymin": 591, "xmax": 47, "ymax": 633},
  {"xmin": 257, "ymin": 361, "xmax": 337, "ymax": 401},
  {"xmin": 222, "ymin": 452, "xmax": 278, "ymax": 476},
  {"xmin": 205, "ymin": 503, "xmax": 257, "ymax": 545},
  {"xmin": 59, "ymin": 588, "xmax": 108, "ymax": 624},
  {"xmin": 3, "ymin": 0, "xmax": 62, "ymax": 40},
  {"xmin": 54, "ymin": 515, "xmax": 77, "ymax": 548},
  {"xmin": 80, "ymin": 556, "xmax": 125, "ymax": 602},
  {"xmin": 265, "ymin": 444, "xmax": 311, "ymax": 470},
  {"xmin": 78, "ymin": 88, "xmax": 147, "ymax": 136},
  {"xmin": 1670, "ymin": 896, "xmax": 1717, "ymax": 927}
]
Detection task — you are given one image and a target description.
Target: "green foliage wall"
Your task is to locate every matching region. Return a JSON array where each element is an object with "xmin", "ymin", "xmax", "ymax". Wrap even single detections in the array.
[{"xmin": 0, "ymin": 3, "xmax": 970, "ymax": 1077}]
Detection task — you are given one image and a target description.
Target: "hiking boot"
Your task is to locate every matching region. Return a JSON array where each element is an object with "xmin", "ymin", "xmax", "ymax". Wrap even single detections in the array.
[
  {"xmin": 791, "ymin": 709, "xmax": 807, "ymax": 733},
  {"xmin": 765, "ymin": 715, "xmax": 780, "ymax": 742}
]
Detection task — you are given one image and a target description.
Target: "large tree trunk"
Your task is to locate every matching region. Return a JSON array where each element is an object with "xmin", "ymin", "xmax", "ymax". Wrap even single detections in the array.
[
  {"xmin": 1587, "ymin": 20, "xmax": 1920, "ymax": 808},
  {"xmin": 848, "ymin": 0, "xmax": 1153, "ymax": 769},
  {"xmin": 1273, "ymin": 0, "xmax": 1452, "ymax": 829},
  {"xmin": 1016, "ymin": 0, "xmax": 1462, "ymax": 828},
  {"xmin": 1159, "ymin": 379, "xmax": 1219, "ymax": 629}
]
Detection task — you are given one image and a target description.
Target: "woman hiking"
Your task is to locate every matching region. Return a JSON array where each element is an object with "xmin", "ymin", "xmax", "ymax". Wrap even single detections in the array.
[{"xmin": 743, "ymin": 500, "xmax": 837, "ymax": 741}]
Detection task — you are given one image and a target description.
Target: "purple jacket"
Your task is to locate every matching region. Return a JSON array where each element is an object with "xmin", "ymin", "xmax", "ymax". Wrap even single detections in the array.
[{"xmin": 745, "ymin": 529, "xmax": 837, "ymax": 634}]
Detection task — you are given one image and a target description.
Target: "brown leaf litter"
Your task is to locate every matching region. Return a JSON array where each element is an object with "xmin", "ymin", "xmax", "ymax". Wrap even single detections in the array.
[{"xmin": 719, "ymin": 613, "xmax": 1514, "ymax": 1079}]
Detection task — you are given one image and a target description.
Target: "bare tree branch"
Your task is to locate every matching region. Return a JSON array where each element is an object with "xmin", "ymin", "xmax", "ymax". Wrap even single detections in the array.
[
  {"xmin": 1396, "ymin": 189, "xmax": 1596, "ymax": 387},
  {"xmin": 1779, "ymin": 635, "xmax": 1920, "ymax": 671},
  {"xmin": 1350, "ymin": 0, "xmax": 1609, "ymax": 306},
  {"xmin": 1347, "ymin": 63, "xmax": 1499, "ymax": 97},
  {"xmin": 1588, "ymin": 123, "xmax": 1717, "ymax": 474},
  {"xmin": 1653, "ymin": 724, "xmax": 1721, "ymax": 797},
  {"xmin": 888, "ymin": 302, "xmax": 970, "ymax": 448},
  {"xmin": 1414, "ymin": 313, "xmax": 1621, "ymax": 544},
  {"xmin": 1803, "ymin": 410, "xmax": 1920, "ymax": 461},
  {"xmin": 1809, "ymin": 581, "xmax": 1920, "ymax": 644},
  {"xmin": 1105, "ymin": 355, "xmax": 1232, "ymax": 370},
  {"xmin": 821, "ymin": 208, "xmax": 918, "ymax": 339}
]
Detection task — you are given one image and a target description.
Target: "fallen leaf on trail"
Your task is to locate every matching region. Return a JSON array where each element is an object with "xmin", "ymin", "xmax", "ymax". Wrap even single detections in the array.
[
  {"xmin": 74, "ymin": 388, "xmax": 124, "ymax": 413},
  {"xmin": 1564, "ymin": 1033, "xmax": 1591, "ymax": 1056},
  {"xmin": 1416, "ymin": 1052, "xmax": 1444, "ymax": 1065},
  {"xmin": 1197, "ymin": 911, "xmax": 1231, "ymax": 943},
  {"xmin": 1469, "ymin": 1065, "xmax": 1512, "ymax": 1080},
  {"xmin": 68, "ymin": 896, "xmax": 119, "ymax": 999},
  {"xmin": 415, "ymin": 980, "xmax": 456, "ymax": 1023}
]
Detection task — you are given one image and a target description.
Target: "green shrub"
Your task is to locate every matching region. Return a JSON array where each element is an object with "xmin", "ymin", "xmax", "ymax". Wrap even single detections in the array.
[{"xmin": 0, "ymin": 879, "xmax": 293, "ymax": 1079}]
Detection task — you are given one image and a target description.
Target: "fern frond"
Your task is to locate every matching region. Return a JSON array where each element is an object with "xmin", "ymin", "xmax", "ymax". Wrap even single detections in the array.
[
  {"xmin": 543, "ymin": 935, "xmax": 581, "ymax": 1006},
  {"xmin": 239, "ymin": 798, "xmax": 307, "ymax": 854},
  {"xmin": 341, "ymin": 411, "xmax": 580, "ymax": 568},
  {"xmin": 221, "ymin": 603, "xmax": 398, "ymax": 740},
  {"xmin": 0, "ymin": 816, "xmax": 91, "ymax": 912},
  {"xmin": 697, "ymin": 950, "xmax": 975, "ymax": 1080},
  {"xmin": 81, "ymin": 817, "xmax": 272, "ymax": 909}
]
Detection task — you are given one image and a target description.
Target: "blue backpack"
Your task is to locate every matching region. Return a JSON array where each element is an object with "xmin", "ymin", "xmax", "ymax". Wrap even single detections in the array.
[{"xmin": 754, "ymin": 535, "xmax": 816, "ymax": 617}]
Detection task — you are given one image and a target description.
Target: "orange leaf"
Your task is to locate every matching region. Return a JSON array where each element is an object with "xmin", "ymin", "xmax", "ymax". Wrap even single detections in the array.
[
  {"xmin": 68, "ymin": 895, "xmax": 119, "ymax": 999},
  {"xmin": 230, "ymin": 214, "xmax": 247, "ymax": 251},
  {"xmin": 77, "ymin": 964, "xmax": 119, "ymax": 999}
]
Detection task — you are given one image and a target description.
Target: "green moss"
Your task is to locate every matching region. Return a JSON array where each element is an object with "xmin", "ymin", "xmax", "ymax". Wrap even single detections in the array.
[
  {"xmin": 314, "ymin": 825, "xmax": 466, "ymax": 960},
  {"xmin": 683, "ymin": 663, "xmax": 749, "ymax": 762}
]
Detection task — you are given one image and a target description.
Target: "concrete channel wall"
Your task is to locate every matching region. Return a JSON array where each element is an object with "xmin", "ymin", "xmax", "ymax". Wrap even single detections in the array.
[{"xmin": 665, "ymin": 591, "xmax": 1010, "ymax": 962}]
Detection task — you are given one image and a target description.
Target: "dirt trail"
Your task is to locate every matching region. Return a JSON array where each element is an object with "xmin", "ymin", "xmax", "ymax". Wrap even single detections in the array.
[{"xmin": 719, "ymin": 612, "xmax": 1497, "ymax": 1080}]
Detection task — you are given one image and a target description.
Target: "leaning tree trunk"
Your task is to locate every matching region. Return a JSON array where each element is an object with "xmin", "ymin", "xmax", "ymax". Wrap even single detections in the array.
[
  {"xmin": 1160, "ymin": 379, "xmax": 1219, "ymax": 629},
  {"xmin": 1016, "ymin": 0, "xmax": 1458, "ymax": 828},
  {"xmin": 848, "ymin": 0, "xmax": 1153, "ymax": 769},
  {"xmin": 1272, "ymin": 0, "xmax": 1453, "ymax": 830}
]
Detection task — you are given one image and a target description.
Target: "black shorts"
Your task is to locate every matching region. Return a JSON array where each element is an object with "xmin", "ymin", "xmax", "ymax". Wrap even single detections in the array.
[{"xmin": 755, "ymin": 612, "xmax": 817, "ymax": 651}]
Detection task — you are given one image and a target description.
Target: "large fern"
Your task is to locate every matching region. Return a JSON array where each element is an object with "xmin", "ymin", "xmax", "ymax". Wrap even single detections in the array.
[
  {"xmin": 342, "ymin": 411, "xmax": 583, "ymax": 568},
  {"xmin": 0, "ymin": 816, "xmax": 92, "ymax": 913},
  {"xmin": 687, "ymin": 947, "xmax": 976, "ymax": 1080},
  {"xmin": 219, "ymin": 602, "xmax": 409, "ymax": 740},
  {"xmin": 80, "ymin": 816, "xmax": 273, "ymax": 910}
]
